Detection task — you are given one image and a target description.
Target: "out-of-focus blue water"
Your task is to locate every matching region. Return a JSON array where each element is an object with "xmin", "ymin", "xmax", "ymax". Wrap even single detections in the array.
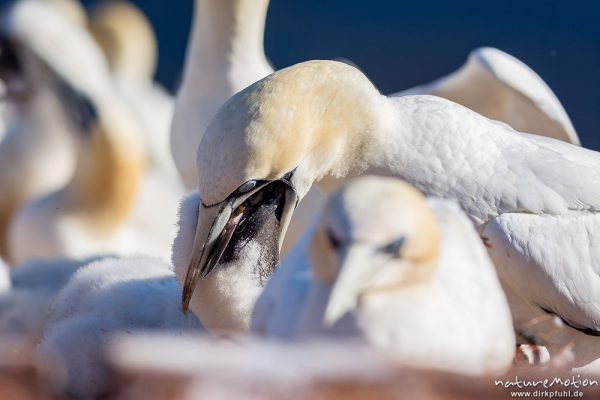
[{"xmin": 4, "ymin": 0, "xmax": 600, "ymax": 149}]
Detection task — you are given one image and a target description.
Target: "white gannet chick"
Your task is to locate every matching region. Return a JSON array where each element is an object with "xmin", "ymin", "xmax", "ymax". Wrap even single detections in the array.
[
  {"xmin": 252, "ymin": 176, "xmax": 515, "ymax": 375},
  {"xmin": 89, "ymin": 0, "xmax": 178, "ymax": 180},
  {"xmin": 171, "ymin": 0, "xmax": 273, "ymax": 189},
  {"xmin": 173, "ymin": 191, "xmax": 283, "ymax": 332},
  {"xmin": 395, "ymin": 47, "xmax": 579, "ymax": 145},
  {"xmin": 0, "ymin": 256, "xmax": 103, "ymax": 359},
  {"xmin": 38, "ymin": 257, "xmax": 202, "ymax": 398},
  {"xmin": 0, "ymin": 0, "xmax": 109, "ymax": 257},
  {"xmin": 182, "ymin": 60, "xmax": 600, "ymax": 351}
]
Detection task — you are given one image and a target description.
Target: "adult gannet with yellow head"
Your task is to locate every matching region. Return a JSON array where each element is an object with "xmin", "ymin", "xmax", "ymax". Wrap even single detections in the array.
[
  {"xmin": 179, "ymin": 60, "xmax": 600, "ymax": 349},
  {"xmin": 251, "ymin": 176, "xmax": 515, "ymax": 375}
]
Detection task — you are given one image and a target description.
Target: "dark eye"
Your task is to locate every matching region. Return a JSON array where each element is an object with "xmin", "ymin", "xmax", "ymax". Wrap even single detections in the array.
[
  {"xmin": 238, "ymin": 180, "xmax": 257, "ymax": 193},
  {"xmin": 382, "ymin": 237, "xmax": 405, "ymax": 256},
  {"xmin": 326, "ymin": 228, "xmax": 342, "ymax": 250}
]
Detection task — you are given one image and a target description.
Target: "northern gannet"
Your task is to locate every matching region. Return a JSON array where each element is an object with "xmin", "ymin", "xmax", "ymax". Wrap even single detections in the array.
[
  {"xmin": 8, "ymin": 90, "xmax": 181, "ymax": 263},
  {"xmin": 395, "ymin": 47, "xmax": 579, "ymax": 145},
  {"xmin": 170, "ymin": 0, "xmax": 324, "ymax": 256},
  {"xmin": 6, "ymin": 3, "xmax": 180, "ymax": 263},
  {"xmin": 171, "ymin": 0, "xmax": 273, "ymax": 189},
  {"xmin": 38, "ymin": 257, "xmax": 201, "ymax": 398},
  {"xmin": 0, "ymin": 0, "xmax": 103, "ymax": 257},
  {"xmin": 173, "ymin": 191, "xmax": 284, "ymax": 332},
  {"xmin": 90, "ymin": 0, "xmax": 178, "ymax": 180},
  {"xmin": 47, "ymin": 0, "xmax": 88, "ymax": 26},
  {"xmin": 181, "ymin": 60, "xmax": 600, "ymax": 348},
  {"xmin": 252, "ymin": 176, "xmax": 515, "ymax": 375}
]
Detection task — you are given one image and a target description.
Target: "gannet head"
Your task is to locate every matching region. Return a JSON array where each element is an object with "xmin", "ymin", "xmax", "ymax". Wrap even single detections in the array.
[
  {"xmin": 310, "ymin": 176, "xmax": 440, "ymax": 326},
  {"xmin": 0, "ymin": 0, "xmax": 113, "ymax": 102},
  {"xmin": 181, "ymin": 60, "xmax": 388, "ymax": 312},
  {"xmin": 0, "ymin": 0, "xmax": 118, "ymax": 135},
  {"xmin": 47, "ymin": 0, "xmax": 88, "ymax": 27},
  {"xmin": 89, "ymin": 1, "xmax": 157, "ymax": 84}
]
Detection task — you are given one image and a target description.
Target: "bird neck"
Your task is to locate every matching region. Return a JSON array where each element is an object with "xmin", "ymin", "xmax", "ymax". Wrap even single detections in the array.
[
  {"xmin": 62, "ymin": 100, "xmax": 145, "ymax": 234},
  {"xmin": 311, "ymin": 96, "xmax": 410, "ymax": 198},
  {"xmin": 189, "ymin": 0, "xmax": 270, "ymax": 81}
]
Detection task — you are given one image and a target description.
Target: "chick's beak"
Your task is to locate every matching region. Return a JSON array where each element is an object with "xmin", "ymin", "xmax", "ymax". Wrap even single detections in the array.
[{"xmin": 181, "ymin": 178, "xmax": 297, "ymax": 314}]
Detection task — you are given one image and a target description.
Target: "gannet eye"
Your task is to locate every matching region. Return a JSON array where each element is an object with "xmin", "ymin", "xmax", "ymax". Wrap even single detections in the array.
[
  {"xmin": 326, "ymin": 228, "xmax": 342, "ymax": 250},
  {"xmin": 238, "ymin": 180, "xmax": 257, "ymax": 193},
  {"xmin": 382, "ymin": 237, "xmax": 406, "ymax": 256}
]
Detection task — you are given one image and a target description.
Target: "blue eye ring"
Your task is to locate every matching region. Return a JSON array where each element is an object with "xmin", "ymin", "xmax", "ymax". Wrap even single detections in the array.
[
  {"xmin": 382, "ymin": 236, "xmax": 406, "ymax": 255},
  {"xmin": 238, "ymin": 180, "xmax": 257, "ymax": 193}
]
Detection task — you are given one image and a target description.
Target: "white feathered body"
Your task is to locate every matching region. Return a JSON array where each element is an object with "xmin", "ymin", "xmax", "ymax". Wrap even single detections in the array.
[
  {"xmin": 394, "ymin": 47, "xmax": 579, "ymax": 144},
  {"xmin": 371, "ymin": 95, "xmax": 600, "ymax": 331},
  {"xmin": 253, "ymin": 199, "xmax": 515, "ymax": 375}
]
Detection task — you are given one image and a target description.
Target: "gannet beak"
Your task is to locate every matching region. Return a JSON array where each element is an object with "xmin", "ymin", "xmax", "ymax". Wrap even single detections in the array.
[
  {"xmin": 0, "ymin": 36, "xmax": 29, "ymax": 102},
  {"xmin": 323, "ymin": 246, "xmax": 380, "ymax": 327},
  {"xmin": 181, "ymin": 174, "xmax": 298, "ymax": 314}
]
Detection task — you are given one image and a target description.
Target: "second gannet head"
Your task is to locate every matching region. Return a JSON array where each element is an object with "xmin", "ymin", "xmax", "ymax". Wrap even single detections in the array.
[
  {"xmin": 47, "ymin": 0, "xmax": 88, "ymax": 27},
  {"xmin": 312, "ymin": 176, "xmax": 440, "ymax": 326},
  {"xmin": 89, "ymin": 0, "xmax": 157, "ymax": 85},
  {"xmin": 180, "ymin": 60, "xmax": 390, "ymax": 311},
  {"xmin": 1, "ymin": 0, "xmax": 113, "ymax": 100}
]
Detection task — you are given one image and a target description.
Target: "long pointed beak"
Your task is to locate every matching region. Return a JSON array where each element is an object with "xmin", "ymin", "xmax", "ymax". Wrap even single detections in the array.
[
  {"xmin": 181, "ymin": 180, "xmax": 298, "ymax": 314},
  {"xmin": 323, "ymin": 246, "xmax": 379, "ymax": 327}
]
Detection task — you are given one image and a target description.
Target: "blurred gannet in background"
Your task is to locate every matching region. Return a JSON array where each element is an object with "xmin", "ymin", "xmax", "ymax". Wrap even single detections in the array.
[
  {"xmin": 0, "ymin": 0, "xmax": 98, "ymax": 258},
  {"xmin": 38, "ymin": 257, "xmax": 201, "ymax": 398},
  {"xmin": 47, "ymin": 0, "xmax": 87, "ymax": 27},
  {"xmin": 0, "ymin": 258, "xmax": 9, "ymax": 291},
  {"xmin": 90, "ymin": 0, "xmax": 178, "ymax": 180},
  {"xmin": 182, "ymin": 60, "xmax": 600, "ymax": 358},
  {"xmin": 171, "ymin": 0, "xmax": 324, "ymax": 257},
  {"xmin": 8, "ymin": 91, "xmax": 181, "ymax": 263},
  {"xmin": 252, "ymin": 176, "xmax": 515, "ymax": 375},
  {"xmin": 6, "ymin": 1, "xmax": 180, "ymax": 264},
  {"xmin": 0, "ymin": 257, "xmax": 103, "ymax": 361},
  {"xmin": 395, "ymin": 47, "xmax": 579, "ymax": 145},
  {"xmin": 171, "ymin": 0, "xmax": 272, "ymax": 189}
]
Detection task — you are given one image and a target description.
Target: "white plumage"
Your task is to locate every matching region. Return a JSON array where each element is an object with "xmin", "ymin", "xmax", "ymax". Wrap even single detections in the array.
[
  {"xmin": 195, "ymin": 60, "xmax": 600, "ymax": 348},
  {"xmin": 0, "ymin": 257, "xmax": 102, "ymax": 356},
  {"xmin": 171, "ymin": 0, "xmax": 323, "ymax": 258},
  {"xmin": 252, "ymin": 176, "xmax": 515, "ymax": 375},
  {"xmin": 395, "ymin": 47, "xmax": 579, "ymax": 144},
  {"xmin": 7, "ymin": 94, "xmax": 181, "ymax": 263},
  {"xmin": 0, "ymin": 0, "xmax": 103, "ymax": 257},
  {"xmin": 90, "ymin": 0, "xmax": 179, "ymax": 181},
  {"xmin": 38, "ymin": 257, "xmax": 202, "ymax": 398},
  {"xmin": 0, "ymin": 258, "xmax": 10, "ymax": 292},
  {"xmin": 5, "ymin": 21, "xmax": 182, "ymax": 263},
  {"xmin": 171, "ymin": 0, "xmax": 273, "ymax": 190},
  {"xmin": 173, "ymin": 193, "xmax": 275, "ymax": 332}
]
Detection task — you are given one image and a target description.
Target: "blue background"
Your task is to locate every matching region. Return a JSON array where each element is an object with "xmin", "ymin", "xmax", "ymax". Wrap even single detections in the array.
[{"xmin": 8, "ymin": 1, "xmax": 600, "ymax": 148}]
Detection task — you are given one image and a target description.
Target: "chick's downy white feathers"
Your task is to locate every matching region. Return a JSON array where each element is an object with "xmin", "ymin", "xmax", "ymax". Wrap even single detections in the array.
[{"xmin": 38, "ymin": 257, "xmax": 202, "ymax": 398}]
